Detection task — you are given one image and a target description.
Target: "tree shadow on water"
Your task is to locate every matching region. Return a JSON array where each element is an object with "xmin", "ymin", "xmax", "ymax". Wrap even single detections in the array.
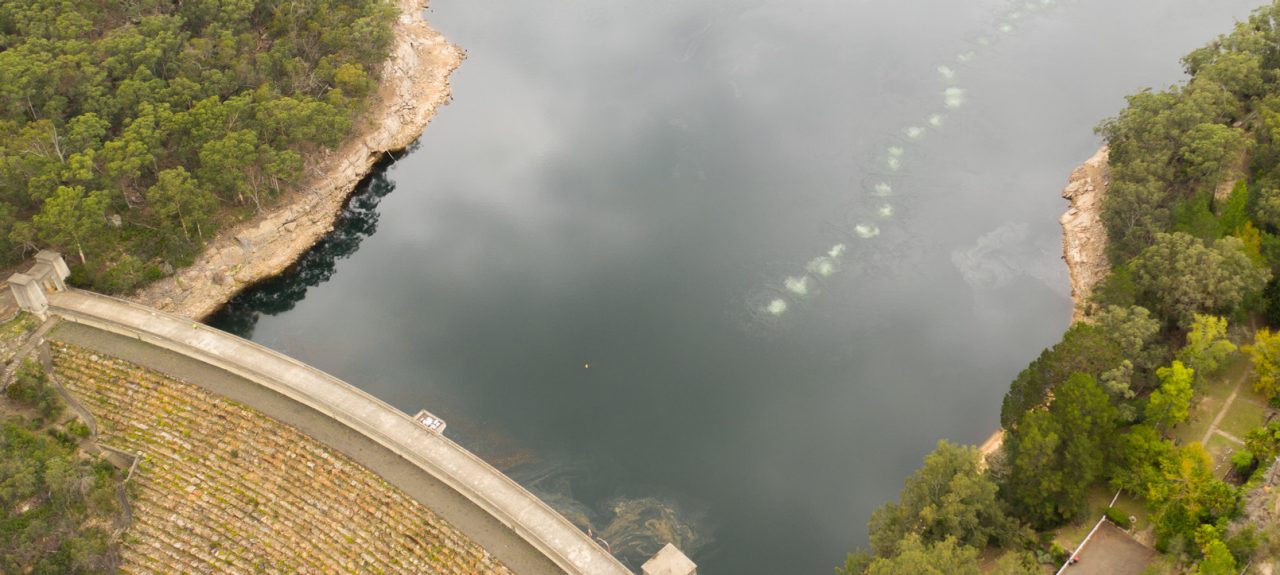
[{"xmin": 207, "ymin": 158, "xmax": 399, "ymax": 338}]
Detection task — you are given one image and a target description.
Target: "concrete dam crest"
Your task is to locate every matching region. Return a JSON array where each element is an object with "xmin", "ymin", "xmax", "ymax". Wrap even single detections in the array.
[{"xmin": 8, "ymin": 251, "xmax": 695, "ymax": 575}]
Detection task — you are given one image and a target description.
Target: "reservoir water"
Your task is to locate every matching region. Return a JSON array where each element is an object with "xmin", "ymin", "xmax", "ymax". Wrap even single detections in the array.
[{"xmin": 210, "ymin": 0, "xmax": 1263, "ymax": 571}]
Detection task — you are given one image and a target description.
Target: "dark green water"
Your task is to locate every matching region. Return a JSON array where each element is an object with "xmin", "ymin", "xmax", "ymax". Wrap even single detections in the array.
[{"xmin": 210, "ymin": 0, "xmax": 1263, "ymax": 571}]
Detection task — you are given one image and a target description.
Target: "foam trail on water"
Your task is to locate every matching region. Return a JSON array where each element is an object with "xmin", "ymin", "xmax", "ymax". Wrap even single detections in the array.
[
  {"xmin": 785, "ymin": 275, "xmax": 812, "ymax": 296},
  {"xmin": 808, "ymin": 257, "xmax": 837, "ymax": 277},
  {"xmin": 747, "ymin": 0, "xmax": 1071, "ymax": 328},
  {"xmin": 886, "ymin": 145, "xmax": 906, "ymax": 171},
  {"xmin": 805, "ymin": 243, "xmax": 848, "ymax": 278}
]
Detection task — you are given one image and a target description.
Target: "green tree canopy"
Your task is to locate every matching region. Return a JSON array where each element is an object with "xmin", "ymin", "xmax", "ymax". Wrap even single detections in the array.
[
  {"xmin": 865, "ymin": 535, "xmax": 980, "ymax": 575},
  {"xmin": 0, "ymin": 415, "xmax": 123, "ymax": 573},
  {"xmin": 1178, "ymin": 314, "xmax": 1237, "ymax": 380},
  {"xmin": 146, "ymin": 167, "xmax": 217, "ymax": 244},
  {"xmin": 1246, "ymin": 328, "xmax": 1280, "ymax": 400},
  {"xmin": 0, "ymin": 0, "xmax": 397, "ymax": 291},
  {"xmin": 1000, "ymin": 323, "xmax": 1124, "ymax": 429},
  {"xmin": 32, "ymin": 185, "xmax": 110, "ymax": 265},
  {"xmin": 1148, "ymin": 443, "xmax": 1238, "ymax": 553},
  {"xmin": 1097, "ymin": 305, "xmax": 1164, "ymax": 371},
  {"xmin": 1111, "ymin": 424, "xmax": 1177, "ymax": 496},
  {"xmin": 1196, "ymin": 539, "xmax": 1237, "ymax": 575},
  {"xmin": 1004, "ymin": 373, "xmax": 1119, "ymax": 528},
  {"xmin": 1178, "ymin": 123, "xmax": 1249, "ymax": 184},
  {"xmin": 867, "ymin": 441, "xmax": 1012, "ymax": 557},
  {"xmin": 1148, "ymin": 361, "xmax": 1195, "ymax": 430},
  {"xmin": 1131, "ymin": 232, "xmax": 1269, "ymax": 325}
]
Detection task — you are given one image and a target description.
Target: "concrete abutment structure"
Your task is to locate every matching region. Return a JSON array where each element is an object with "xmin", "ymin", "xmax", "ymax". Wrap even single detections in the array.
[
  {"xmin": 8, "ymin": 252, "xmax": 696, "ymax": 575},
  {"xmin": 7, "ymin": 250, "xmax": 70, "ymax": 319}
]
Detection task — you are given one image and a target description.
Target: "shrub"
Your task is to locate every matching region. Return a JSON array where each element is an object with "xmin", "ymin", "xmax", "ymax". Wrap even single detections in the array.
[
  {"xmin": 96, "ymin": 254, "xmax": 147, "ymax": 294},
  {"xmin": 5, "ymin": 359, "xmax": 61, "ymax": 421},
  {"xmin": 1226, "ymin": 526, "xmax": 1258, "ymax": 564},
  {"xmin": 1232, "ymin": 449, "xmax": 1258, "ymax": 478},
  {"xmin": 67, "ymin": 419, "xmax": 91, "ymax": 439},
  {"xmin": 1048, "ymin": 542, "xmax": 1070, "ymax": 564},
  {"xmin": 1106, "ymin": 507, "xmax": 1133, "ymax": 530},
  {"xmin": 1092, "ymin": 264, "xmax": 1137, "ymax": 310}
]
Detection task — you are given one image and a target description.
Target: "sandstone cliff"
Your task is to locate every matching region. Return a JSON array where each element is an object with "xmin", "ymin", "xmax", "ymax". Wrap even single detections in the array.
[
  {"xmin": 1060, "ymin": 147, "xmax": 1111, "ymax": 322},
  {"xmin": 130, "ymin": 0, "xmax": 464, "ymax": 320}
]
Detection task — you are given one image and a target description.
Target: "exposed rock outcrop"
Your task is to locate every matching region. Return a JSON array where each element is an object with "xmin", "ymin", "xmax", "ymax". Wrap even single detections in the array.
[
  {"xmin": 1060, "ymin": 147, "xmax": 1111, "ymax": 322},
  {"xmin": 129, "ymin": 0, "xmax": 464, "ymax": 320}
]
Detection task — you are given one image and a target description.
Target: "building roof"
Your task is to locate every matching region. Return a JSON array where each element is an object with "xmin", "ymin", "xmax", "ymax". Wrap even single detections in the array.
[{"xmin": 641, "ymin": 543, "xmax": 696, "ymax": 575}]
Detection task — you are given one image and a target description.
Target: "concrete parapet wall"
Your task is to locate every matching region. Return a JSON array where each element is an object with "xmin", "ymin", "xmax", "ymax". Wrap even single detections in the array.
[{"xmin": 46, "ymin": 289, "xmax": 632, "ymax": 575}]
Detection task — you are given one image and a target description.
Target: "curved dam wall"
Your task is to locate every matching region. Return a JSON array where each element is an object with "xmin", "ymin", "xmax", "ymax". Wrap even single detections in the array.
[{"xmin": 43, "ymin": 288, "xmax": 633, "ymax": 575}]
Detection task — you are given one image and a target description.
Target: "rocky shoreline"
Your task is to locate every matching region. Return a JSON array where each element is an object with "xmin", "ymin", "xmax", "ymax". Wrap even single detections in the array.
[
  {"xmin": 1059, "ymin": 147, "xmax": 1111, "ymax": 322},
  {"xmin": 128, "ymin": 0, "xmax": 464, "ymax": 320},
  {"xmin": 981, "ymin": 149, "xmax": 1114, "ymax": 462}
]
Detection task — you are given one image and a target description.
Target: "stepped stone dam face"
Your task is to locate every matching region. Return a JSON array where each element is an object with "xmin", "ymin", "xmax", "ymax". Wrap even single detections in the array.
[
  {"xmin": 7, "ymin": 252, "xmax": 695, "ymax": 574},
  {"xmin": 50, "ymin": 340, "xmax": 512, "ymax": 575}
]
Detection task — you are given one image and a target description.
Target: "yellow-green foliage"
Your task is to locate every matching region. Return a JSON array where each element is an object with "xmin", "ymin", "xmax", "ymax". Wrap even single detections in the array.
[
  {"xmin": 1149, "ymin": 361, "xmax": 1195, "ymax": 429},
  {"xmin": 1178, "ymin": 314, "xmax": 1237, "ymax": 379},
  {"xmin": 1246, "ymin": 328, "xmax": 1280, "ymax": 400}
]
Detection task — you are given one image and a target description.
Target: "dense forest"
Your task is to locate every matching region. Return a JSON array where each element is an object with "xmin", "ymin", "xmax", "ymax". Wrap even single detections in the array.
[
  {"xmin": 0, "ymin": 1, "xmax": 401, "ymax": 571},
  {"xmin": 1, "ymin": 348, "xmax": 125, "ymax": 574},
  {"xmin": 842, "ymin": 2, "xmax": 1280, "ymax": 573},
  {"xmin": 0, "ymin": 0, "xmax": 396, "ymax": 291}
]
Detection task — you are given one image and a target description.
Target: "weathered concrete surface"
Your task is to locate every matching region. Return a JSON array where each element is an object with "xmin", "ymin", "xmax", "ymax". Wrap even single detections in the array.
[
  {"xmin": 1066, "ymin": 522, "xmax": 1156, "ymax": 575},
  {"xmin": 129, "ymin": 0, "xmax": 464, "ymax": 321},
  {"xmin": 1060, "ymin": 147, "xmax": 1110, "ymax": 322},
  {"xmin": 641, "ymin": 544, "xmax": 697, "ymax": 575},
  {"xmin": 52, "ymin": 321, "xmax": 554, "ymax": 574},
  {"xmin": 47, "ymin": 289, "xmax": 631, "ymax": 575}
]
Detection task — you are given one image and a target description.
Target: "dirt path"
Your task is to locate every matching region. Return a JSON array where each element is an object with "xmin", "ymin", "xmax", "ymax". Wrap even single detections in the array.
[{"xmin": 1203, "ymin": 381, "xmax": 1243, "ymax": 445}]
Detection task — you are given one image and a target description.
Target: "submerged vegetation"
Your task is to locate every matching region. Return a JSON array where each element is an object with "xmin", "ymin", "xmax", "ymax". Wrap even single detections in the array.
[
  {"xmin": 845, "ymin": 2, "xmax": 1280, "ymax": 572},
  {"xmin": 0, "ymin": 0, "xmax": 396, "ymax": 291}
]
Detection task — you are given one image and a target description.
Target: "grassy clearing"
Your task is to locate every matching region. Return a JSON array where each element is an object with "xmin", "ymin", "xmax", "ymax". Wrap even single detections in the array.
[
  {"xmin": 0, "ymin": 312, "xmax": 36, "ymax": 343},
  {"xmin": 1172, "ymin": 406, "xmax": 1215, "ymax": 446},
  {"xmin": 1205, "ymin": 433, "xmax": 1240, "ymax": 471},
  {"xmin": 1172, "ymin": 354, "xmax": 1256, "ymax": 448},
  {"xmin": 1053, "ymin": 485, "xmax": 1149, "ymax": 550},
  {"xmin": 1218, "ymin": 398, "xmax": 1268, "ymax": 440}
]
